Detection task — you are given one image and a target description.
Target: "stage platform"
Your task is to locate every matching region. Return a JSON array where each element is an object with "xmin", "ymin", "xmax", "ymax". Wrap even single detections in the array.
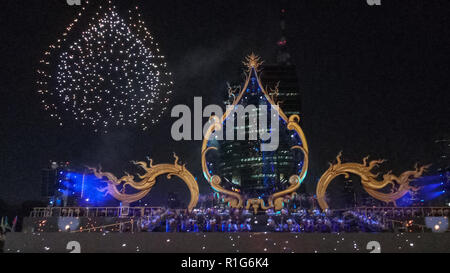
[{"xmin": 4, "ymin": 232, "xmax": 450, "ymax": 253}]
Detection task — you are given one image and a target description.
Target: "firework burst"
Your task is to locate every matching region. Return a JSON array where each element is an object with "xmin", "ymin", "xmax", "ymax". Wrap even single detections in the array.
[{"xmin": 36, "ymin": 1, "xmax": 173, "ymax": 132}]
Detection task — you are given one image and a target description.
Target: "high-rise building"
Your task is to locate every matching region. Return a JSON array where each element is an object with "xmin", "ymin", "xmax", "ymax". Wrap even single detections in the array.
[
  {"xmin": 41, "ymin": 161, "xmax": 72, "ymax": 206},
  {"xmin": 216, "ymin": 9, "xmax": 303, "ymax": 198},
  {"xmin": 260, "ymin": 64, "xmax": 301, "ymax": 117},
  {"xmin": 40, "ymin": 161, "xmax": 96, "ymax": 207},
  {"xmin": 40, "ymin": 166, "xmax": 58, "ymax": 199},
  {"xmin": 434, "ymin": 136, "xmax": 450, "ymax": 205},
  {"xmin": 260, "ymin": 8, "xmax": 301, "ymax": 117},
  {"xmin": 435, "ymin": 137, "xmax": 450, "ymax": 175}
]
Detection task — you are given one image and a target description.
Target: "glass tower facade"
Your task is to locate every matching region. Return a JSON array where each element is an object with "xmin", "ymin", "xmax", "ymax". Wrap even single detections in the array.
[
  {"xmin": 208, "ymin": 63, "xmax": 302, "ymax": 199},
  {"xmin": 207, "ymin": 8, "xmax": 303, "ymax": 200}
]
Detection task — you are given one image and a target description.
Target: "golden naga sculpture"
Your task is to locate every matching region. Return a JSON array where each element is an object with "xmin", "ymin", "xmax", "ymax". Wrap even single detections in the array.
[
  {"xmin": 201, "ymin": 54, "xmax": 309, "ymax": 213},
  {"xmin": 316, "ymin": 152, "xmax": 430, "ymax": 210},
  {"xmin": 87, "ymin": 153, "xmax": 199, "ymax": 212}
]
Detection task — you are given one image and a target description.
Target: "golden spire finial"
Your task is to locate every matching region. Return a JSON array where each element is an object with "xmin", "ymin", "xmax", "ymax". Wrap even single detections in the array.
[{"xmin": 243, "ymin": 53, "xmax": 264, "ymax": 71}]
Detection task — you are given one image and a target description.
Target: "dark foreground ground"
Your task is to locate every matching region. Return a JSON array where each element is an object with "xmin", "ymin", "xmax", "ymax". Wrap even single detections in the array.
[{"xmin": 4, "ymin": 232, "xmax": 450, "ymax": 253}]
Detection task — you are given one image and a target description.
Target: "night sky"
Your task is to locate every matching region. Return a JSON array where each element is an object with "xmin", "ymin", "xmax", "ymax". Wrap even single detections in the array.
[{"xmin": 0, "ymin": 0, "xmax": 449, "ymax": 205}]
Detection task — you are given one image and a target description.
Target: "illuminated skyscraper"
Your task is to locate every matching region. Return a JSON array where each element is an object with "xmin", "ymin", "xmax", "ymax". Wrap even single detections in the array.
[{"xmin": 218, "ymin": 9, "xmax": 303, "ymax": 197}]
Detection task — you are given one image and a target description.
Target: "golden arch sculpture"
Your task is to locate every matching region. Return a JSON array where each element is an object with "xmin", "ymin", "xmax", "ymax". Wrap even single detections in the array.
[
  {"xmin": 88, "ymin": 153, "xmax": 199, "ymax": 212},
  {"xmin": 201, "ymin": 54, "xmax": 309, "ymax": 213},
  {"xmin": 316, "ymin": 152, "xmax": 430, "ymax": 210}
]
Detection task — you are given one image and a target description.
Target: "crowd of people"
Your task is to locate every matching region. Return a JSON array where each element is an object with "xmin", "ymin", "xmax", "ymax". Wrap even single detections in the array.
[
  {"xmin": 130, "ymin": 192, "xmax": 449, "ymax": 233},
  {"xmin": 26, "ymin": 193, "xmax": 450, "ymax": 233},
  {"xmin": 134, "ymin": 207, "xmax": 399, "ymax": 233}
]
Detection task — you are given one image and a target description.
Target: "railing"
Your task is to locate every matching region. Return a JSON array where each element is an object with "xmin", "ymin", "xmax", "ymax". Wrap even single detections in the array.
[
  {"xmin": 29, "ymin": 207, "xmax": 165, "ymax": 218},
  {"xmin": 27, "ymin": 206, "xmax": 450, "ymax": 233},
  {"xmin": 351, "ymin": 207, "xmax": 449, "ymax": 233},
  {"xmin": 29, "ymin": 206, "xmax": 450, "ymax": 219},
  {"xmin": 353, "ymin": 206, "xmax": 450, "ymax": 217}
]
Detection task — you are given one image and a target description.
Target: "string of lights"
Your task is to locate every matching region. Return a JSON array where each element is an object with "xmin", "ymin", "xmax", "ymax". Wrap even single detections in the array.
[{"xmin": 36, "ymin": 0, "xmax": 173, "ymax": 132}]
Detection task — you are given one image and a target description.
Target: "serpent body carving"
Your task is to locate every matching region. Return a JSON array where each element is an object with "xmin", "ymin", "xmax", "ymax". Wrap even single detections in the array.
[
  {"xmin": 316, "ymin": 152, "xmax": 430, "ymax": 210},
  {"xmin": 88, "ymin": 153, "xmax": 199, "ymax": 212}
]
